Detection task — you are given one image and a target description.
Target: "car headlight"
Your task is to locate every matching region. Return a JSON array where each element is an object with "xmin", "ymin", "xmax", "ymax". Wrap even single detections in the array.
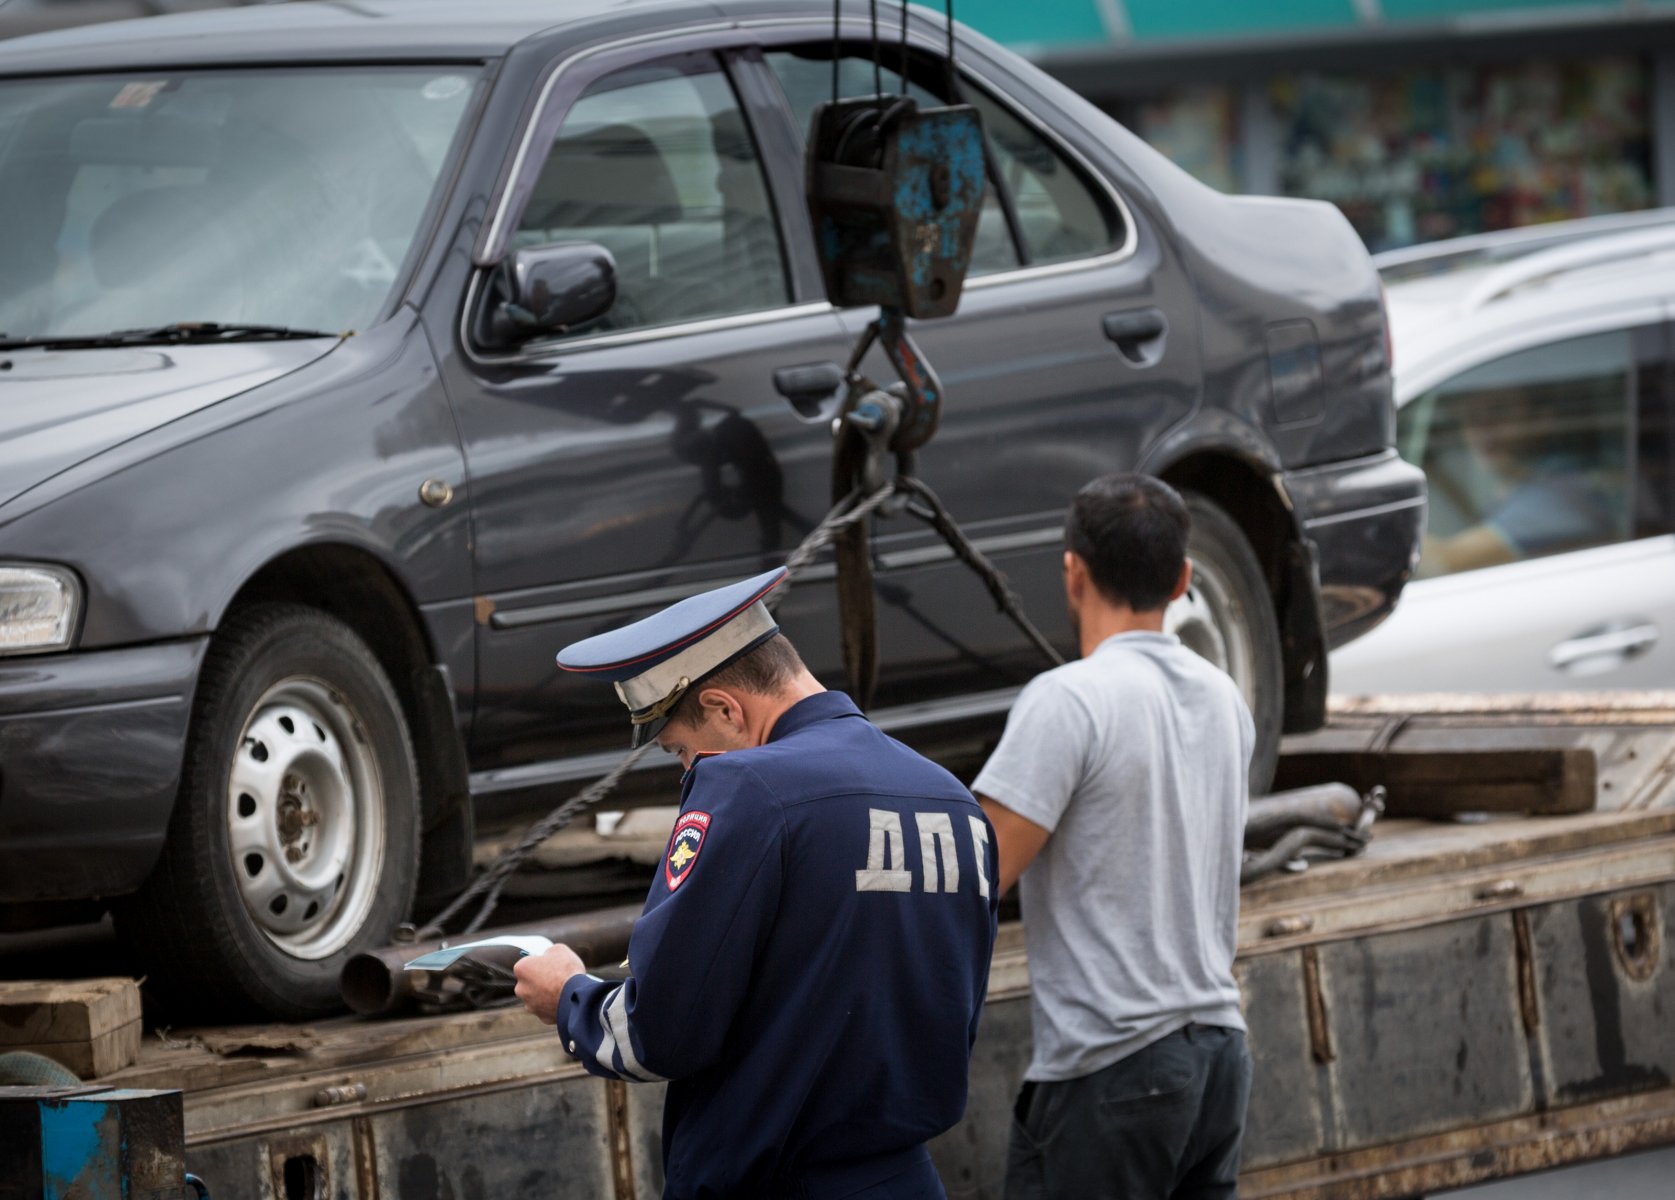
[{"xmin": 0, "ymin": 566, "xmax": 81, "ymax": 655}]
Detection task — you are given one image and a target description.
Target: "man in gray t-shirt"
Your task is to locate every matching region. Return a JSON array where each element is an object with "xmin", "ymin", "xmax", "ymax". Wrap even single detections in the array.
[{"xmin": 974, "ymin": 473, "xmax": 1253, "ymax": 1200}]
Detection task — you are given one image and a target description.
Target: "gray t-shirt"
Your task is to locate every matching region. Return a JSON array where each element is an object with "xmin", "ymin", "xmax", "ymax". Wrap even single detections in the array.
[{"xmin": 973, "ymin": 631, "xmax": 1252, "ymax": 1082}]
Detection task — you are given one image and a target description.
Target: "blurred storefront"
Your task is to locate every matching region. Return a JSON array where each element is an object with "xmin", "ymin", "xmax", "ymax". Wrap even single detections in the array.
[
  {"xmin": 6, "ymin": 1, "xmax": 1675, "ymax": 251},
  {"xmin": 955, "ymin": 0, "xmax": 1675, "ymax": 251}
]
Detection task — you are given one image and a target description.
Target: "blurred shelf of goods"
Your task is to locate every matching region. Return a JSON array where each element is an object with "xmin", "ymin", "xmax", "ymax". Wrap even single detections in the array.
[
  {"xmin": 5, "ymin": 0, "xmax": 1675, "ymax": 252},
  {"xmin": 956, "ymin": 0, "xmax": 1675, "ymax": 252}
]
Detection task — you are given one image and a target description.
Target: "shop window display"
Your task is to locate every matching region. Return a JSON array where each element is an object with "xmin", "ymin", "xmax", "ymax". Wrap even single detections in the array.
[
  {"xmin": 1131, "ymin": 86, "xmax": 1243, "ymax": 194},
  {"xmin": 1270, "ymin": 57, "xmax": 1653, "ymax": 250}
]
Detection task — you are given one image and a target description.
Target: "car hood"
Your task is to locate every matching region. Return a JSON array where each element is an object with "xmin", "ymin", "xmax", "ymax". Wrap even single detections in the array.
[{"xmin": 0, "ymin": 339, "xmax": 339, "ymax": 510}]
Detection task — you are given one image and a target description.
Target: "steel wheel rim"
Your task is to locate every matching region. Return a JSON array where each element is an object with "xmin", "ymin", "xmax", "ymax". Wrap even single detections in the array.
[
  {"xmin": 1166, "ymin": 556, "xmax": 1257, "ymax": 711},
  {"xmin": 225, "ymin": 677, "xmax": 385, "ymax": 960}
]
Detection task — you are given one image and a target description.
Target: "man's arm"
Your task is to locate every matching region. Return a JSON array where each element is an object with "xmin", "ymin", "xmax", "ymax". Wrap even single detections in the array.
[
  {"xmin": 977, "ymin": 796, "xmax": 1051, "ymax": 898},
  {"xmin": 514, "ymin": 943, "xmax": 586, "ymax": 1024},
  {"xmin": 537, "ymin": 762, "xmax": 785, "ymax": 1083},
  {"xmin": 971, "ymin": 674, "xmax": 1092, "ymax": 896}
]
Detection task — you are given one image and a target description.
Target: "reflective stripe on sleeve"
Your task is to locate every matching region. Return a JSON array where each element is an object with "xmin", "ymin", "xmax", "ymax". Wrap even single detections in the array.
[{"xmin": 605, "ymin": 984, "xmax": 667, "ymax": 1083}]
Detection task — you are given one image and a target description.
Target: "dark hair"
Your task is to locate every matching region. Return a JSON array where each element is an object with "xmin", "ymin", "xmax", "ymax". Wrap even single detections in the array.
[
  {"xmin": 667, "ymin": 633, "xmax": 806, "ymax": 728},
  {"xmin": 1064, "ymin": 474, "xmax": 1191, "ymax": 612}
]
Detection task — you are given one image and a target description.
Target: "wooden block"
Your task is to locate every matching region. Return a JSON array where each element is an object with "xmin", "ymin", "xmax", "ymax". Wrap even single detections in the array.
[
  {"xmin": 0, "ymin": 978, "xmax": 142, "ymax": 1078},
  {"xmin": 1274, "ymin": 748, "xmax": 1598, "ymax": 817}
]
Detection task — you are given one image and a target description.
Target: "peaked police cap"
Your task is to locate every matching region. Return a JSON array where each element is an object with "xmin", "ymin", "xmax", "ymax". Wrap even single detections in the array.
[{"xmin": 556, "ymin": 568, "xmax": 788, "ymax": 746}]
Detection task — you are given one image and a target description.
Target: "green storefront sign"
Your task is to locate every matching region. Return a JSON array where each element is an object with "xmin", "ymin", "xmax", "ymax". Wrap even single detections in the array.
[{"xmin": 939, "ymin": 0, "xmax": 1649, "ymax": 49}]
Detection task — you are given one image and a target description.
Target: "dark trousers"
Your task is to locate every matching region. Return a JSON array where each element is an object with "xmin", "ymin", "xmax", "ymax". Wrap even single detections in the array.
[
  {"xmin": 775, "ymin": 1145, "xmax": 946, "ymax": 1200},
  {"xmin": 1004, "ymin": 1024, "xmax": 1252, "ymax": 1200}
]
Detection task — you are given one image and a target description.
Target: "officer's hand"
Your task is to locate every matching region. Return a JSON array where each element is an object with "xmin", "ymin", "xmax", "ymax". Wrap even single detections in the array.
[{"xmin": 513, "ymin": 942, "xmax": 587, "ymax": 1025}]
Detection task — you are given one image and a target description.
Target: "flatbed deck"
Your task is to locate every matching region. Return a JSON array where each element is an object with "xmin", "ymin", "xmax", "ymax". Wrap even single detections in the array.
[{"xmin": 46, "ymin": 696, "xmax": 1675, "ymax": 1196}]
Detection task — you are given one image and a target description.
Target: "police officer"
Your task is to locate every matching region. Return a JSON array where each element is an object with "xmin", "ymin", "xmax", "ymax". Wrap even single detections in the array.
[{"xmin": 513, "ymin": 567, "xmax": 999, "ymax": 1199}]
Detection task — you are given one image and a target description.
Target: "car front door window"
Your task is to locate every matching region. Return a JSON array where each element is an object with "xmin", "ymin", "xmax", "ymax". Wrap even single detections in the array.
[
  {"xmin": 513, "ymin": 56, "xmax": 789, "ymax": 338},
  {"xmin": 1400, "ymin": 328, "xmax": 1655, "ymax": 579}
]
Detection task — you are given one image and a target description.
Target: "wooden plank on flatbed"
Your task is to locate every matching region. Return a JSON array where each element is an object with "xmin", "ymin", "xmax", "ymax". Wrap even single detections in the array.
[
  {"xmin": 0, "ymin": 977, "xmax": 141, "ymax": 1078},
  {"xmin": 1275, "ymin": 748, "xmax": 1597, "ymax": 816}
]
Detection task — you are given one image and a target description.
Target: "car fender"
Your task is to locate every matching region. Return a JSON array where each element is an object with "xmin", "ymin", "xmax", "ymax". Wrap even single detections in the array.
[{"xmin": 0, "ymin": 311, "xmax": 472, "ymax": 653}]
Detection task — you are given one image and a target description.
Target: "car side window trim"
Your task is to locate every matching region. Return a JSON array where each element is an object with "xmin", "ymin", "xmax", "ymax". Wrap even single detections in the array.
[
  {"xmin": 722, "ymin": 46, "xmax": 828, "ymax": 304},
  {"xmin": 477, "ymin": 17, "xmax": 1139, "ymax": 282},
  {"xmin": 746, "ymin": 28, "xmax": 1139, "ymax": 281},
  {"xmin": 465, "ymin": 16, "xmax": 1140, "ymax": 367}
]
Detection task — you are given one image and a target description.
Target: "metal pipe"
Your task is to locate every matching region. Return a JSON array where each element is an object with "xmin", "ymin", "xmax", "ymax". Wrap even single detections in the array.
[
  {"xmin": 341, "ymin": 904, "xmax": 641, "ymax": 1016},
  {"xmin": 1245, "ymin": 783, "xmax": 1366, "ymax": 848}
]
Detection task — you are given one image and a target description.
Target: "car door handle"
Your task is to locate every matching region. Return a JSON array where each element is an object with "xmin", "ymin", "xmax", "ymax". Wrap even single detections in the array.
[
  {"xmin": 1103, "ymin": 308, "xmax": 1167, "ymax": 365},
  {"xmin": 1549, "ymin": 621, "xmax": 1660, "ymax": 672},
  {"xmin": 773, "ymin": 361, "xmax": 846, "ymax": 420}
]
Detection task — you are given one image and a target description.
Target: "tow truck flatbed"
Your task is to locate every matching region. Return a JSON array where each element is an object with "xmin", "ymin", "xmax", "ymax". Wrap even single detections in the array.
[{"xmin": 71, "ymin": 696, "xmax": 1675, "ymax": 1198}]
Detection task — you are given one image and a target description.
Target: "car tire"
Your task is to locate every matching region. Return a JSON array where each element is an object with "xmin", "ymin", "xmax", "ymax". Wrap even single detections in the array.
[
  {"xmin": 115, "ymin": 604, "xmax": 419, "ymax": 1021},
  {"xmin": 1168, "ymin": 493, "xmax": 1284, "ymax": 795}
]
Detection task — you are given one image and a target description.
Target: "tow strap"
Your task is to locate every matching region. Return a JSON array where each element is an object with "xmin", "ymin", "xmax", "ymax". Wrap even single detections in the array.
[{"xmin": 408, "ymin": 0, "xmax": 1062, "ymax": 943}]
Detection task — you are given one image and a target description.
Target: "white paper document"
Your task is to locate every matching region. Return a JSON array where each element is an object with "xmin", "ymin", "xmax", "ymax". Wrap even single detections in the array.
[{"xmin": 403, "ymin": 935, "xmax": 554, "ymax": 972}]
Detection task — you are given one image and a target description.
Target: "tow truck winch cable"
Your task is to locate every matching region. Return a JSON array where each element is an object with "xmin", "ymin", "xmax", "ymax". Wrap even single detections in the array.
[
  {"xmin": 415, "ymin": 474, "xmax": 1060, "ymax": 941},
  {"xmin": 408, "ymin": 0, "xmax": 1060, "ymax": 944}
]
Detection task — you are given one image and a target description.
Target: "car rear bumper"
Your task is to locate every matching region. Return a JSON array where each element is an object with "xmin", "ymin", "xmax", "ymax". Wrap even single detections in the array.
[
  {"xmin": 1284, "ymin": 450, "xmax": 1428, "ymax": 651},
  {"xmin": 0, "ymin": 638, "xmax": 206, "ymax": 903}
]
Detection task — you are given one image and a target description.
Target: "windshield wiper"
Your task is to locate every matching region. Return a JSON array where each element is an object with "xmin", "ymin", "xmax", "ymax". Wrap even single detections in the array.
[{"xmin": 0, "ymin": 323, "xmax": 345, "ymax": 350}]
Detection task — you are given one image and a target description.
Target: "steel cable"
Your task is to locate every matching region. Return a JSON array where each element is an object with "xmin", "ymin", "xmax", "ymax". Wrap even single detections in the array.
[{"xmin": 413, "ymin": 473, "xmax": 1057, "ymax": 940}]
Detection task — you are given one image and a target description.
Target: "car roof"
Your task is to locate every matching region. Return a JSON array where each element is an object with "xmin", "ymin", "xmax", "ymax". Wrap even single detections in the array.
[
  {"xmin": 1384, "ymin": 219, "xmax": 1675, "ymax": 402},
  {"xmin": 0, "ymin": 0, "xmax": 814, "ymax": 73}
]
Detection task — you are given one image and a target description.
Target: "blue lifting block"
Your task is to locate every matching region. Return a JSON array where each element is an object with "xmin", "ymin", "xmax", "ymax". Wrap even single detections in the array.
[{"xmin": 0, "ymin": 1084, "xmax": 200, "ymax": 1199}]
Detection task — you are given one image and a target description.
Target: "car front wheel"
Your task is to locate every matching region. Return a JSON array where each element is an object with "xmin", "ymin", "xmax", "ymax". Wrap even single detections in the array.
[
  {"xmin": 1167, "ymin": 493, "xmax": 1284, "ymax": 795},
  {"xmin": 116, "ymin": 604, "xmax": 419, "ymax": 1020}
]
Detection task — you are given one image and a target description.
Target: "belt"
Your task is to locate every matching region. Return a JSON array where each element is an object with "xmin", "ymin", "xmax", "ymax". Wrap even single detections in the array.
[{"xmin": 774, "ymin": 1144, "xmax": 934, "ymax": 1200}]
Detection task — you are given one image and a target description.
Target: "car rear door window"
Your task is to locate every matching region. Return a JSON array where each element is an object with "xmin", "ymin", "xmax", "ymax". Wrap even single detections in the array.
[
  {"xmin": 1398, "ymin": 326, "xmax": 1668, "ymax": 578},
  {"xmin": 763, "ymin": 47, "xmax": 1123, "ymax": 274},
  {"xmin": 513, "ymin": 56, "xmax": 789, "ymax": 336}
]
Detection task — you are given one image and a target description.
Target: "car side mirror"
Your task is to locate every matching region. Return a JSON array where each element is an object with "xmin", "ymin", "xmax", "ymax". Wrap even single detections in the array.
[{"xmin": 482, "ymin": 242, "xmax": 616, "ymax": 347}]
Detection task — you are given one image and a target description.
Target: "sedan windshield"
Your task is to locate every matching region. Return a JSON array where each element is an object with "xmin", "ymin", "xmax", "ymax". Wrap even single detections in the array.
[{"xmin": 0, "ymin": 67, "xmax": 479, "ymax": 340}]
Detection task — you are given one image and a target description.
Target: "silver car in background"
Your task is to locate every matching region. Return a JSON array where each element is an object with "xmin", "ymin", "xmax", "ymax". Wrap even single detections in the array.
[{"xmin": 1332, "ymin": 212, "xmax": 1675, "ymax": 693}]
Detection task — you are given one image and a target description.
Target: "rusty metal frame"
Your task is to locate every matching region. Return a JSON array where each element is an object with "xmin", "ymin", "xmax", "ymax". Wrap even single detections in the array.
[
  {"xmin": 605, "ymin": 1078, "xmax": 637, "ymax": 1199},
  {"xmin": 1610, "ymin": 890, "xmax": 1663, "ymax": 983},
  {"xmin": 1241, "ymin": 822, "xmax": 1675, "ymax": 956},
  {"xmin": 1242, "ymin": 1086, "xmax": 1675, "ymax": 1199}
]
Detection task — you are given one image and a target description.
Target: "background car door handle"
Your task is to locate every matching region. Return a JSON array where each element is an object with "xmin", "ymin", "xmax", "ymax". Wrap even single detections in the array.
[
  {"xmin": 774, "ymin": 361, "xmax": 846, "ymax": 420},
  {"xmin": 1102, "ymin": 308, "xmax": 1167, "ymax": 365},
  {"xmin": 1549, "ymin": 621, "xmax": 1660, "ymax": 673}
]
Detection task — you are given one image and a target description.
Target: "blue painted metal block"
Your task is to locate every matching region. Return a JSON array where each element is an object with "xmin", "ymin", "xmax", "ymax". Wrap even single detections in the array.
[{"xmin": 0, "ymin": 1086, "xmax": 186, "ymax": 1200}]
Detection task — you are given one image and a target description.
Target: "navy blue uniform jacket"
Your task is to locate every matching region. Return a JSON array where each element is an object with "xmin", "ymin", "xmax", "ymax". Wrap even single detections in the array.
[{"xmin": 558, "ymin": 691, "xmax": 999, "ymax": 1198}]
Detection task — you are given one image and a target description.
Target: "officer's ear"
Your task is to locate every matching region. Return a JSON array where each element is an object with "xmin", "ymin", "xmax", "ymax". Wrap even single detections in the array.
[{"xmin": 695, "ymin": 686, "xmax": 747, "ymax": 733}]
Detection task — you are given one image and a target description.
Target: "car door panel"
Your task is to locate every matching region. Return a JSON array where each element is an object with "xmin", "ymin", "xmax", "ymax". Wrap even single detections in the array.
[
  {"xmin": 450, "ymin": 50, "xmax": 853, "ymax": 769},
  {"xmin": 756, "ymin": 43, "xmax": 1203, "ymax": 707},
  {"xmin": 1332, "ymin": 537, "xmax": 1675, "ymax": 693}
]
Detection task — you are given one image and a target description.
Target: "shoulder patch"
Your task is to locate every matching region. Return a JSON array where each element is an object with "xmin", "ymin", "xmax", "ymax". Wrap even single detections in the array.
[{"xmin": 665, "ymin": 810, "xmax": 711, "ymax": 891}]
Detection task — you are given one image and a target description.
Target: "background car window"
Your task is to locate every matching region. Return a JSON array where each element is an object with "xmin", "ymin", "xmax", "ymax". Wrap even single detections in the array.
[
  {"xmin": 515, "ymin": 58, "xmax": 788, "ymax": 336},
  {"xmin": 1398, "ymin": 328, "xmax": 1648, "ymax": 579}
]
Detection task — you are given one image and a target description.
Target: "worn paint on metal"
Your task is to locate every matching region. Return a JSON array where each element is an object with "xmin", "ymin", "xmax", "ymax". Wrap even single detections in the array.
[
  {"xmin": 40, "ymin": 1098, "xmax": 115, "ymax": 1199},
  {"xmin": 605, "ymin": 1079, "xmax": 635, "ymax": 1199},
  {"xmin": 1241, "ymin": 1085, "xmax": 1675, "ymax": 1200}
]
